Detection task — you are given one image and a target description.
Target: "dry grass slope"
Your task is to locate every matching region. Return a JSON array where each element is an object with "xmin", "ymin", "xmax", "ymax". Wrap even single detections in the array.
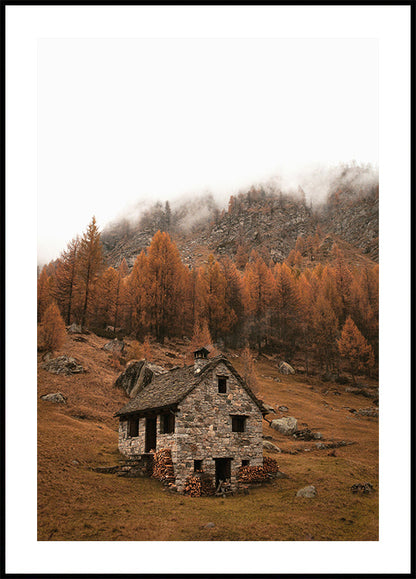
[{"xmin": 38, "ymin": 335, "xmax": 378, "ymax": 541}]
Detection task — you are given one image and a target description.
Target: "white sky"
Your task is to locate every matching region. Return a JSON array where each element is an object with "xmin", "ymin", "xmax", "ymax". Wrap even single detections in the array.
[{"xmin": 37, "ymin": 37, "xmax": 378, "ymax": 264}]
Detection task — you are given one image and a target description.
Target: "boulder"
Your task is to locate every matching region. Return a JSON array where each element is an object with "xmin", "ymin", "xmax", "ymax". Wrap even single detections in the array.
[
  {"xmin": 296, "ymin": 485, "xmax": 317, "ymax": 498},
  {"xmin": 355, "ymin": 407, "xmax": 379, "ymax": 417},
  {"xmin": 278, "ymin": 405, "xmax": 289, "ymax": 412},
  {"xmin": 262, "ymin": 403, "xmax": 276, "ymax": 414},
  {"xmin": 270, "ymin": 416, "xmax": 298, "ymax": 435},
  {"xmin": 279, "ymin": 361, "xmax": 295, "ymax": 375},
  {"xmin": 103, "ymin": 338, "xmax": 125, "ymax": 354},
  {"xmin": 42, "ymin": 355, "xmax": 84, "ymax": 375},
  {"xmin": 114, "ymin": 359, "xmax": 166, "ymax": 398},
  {"xmin": 263, "ymin": 440, "xmax": 281, "ymax": 453},
  {"xmin": 40, "ymin": 392, "xmax": 67, "ymax": 404},
  {"xmin": 67, "ymin": 323, "xmax": 82, "ymax": 334}
]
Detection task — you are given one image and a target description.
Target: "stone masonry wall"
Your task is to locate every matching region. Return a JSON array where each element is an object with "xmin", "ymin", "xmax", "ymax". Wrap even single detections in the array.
[
  {"xmin": 119, "ymin": 415, "xmax": 177, "ymax": 457},
  {"xmin": 172, "ymin": 362, "xmax": 263, "ymax": 492}
]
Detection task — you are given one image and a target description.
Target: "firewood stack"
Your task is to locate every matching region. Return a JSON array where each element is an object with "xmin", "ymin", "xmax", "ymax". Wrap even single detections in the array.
[
  {"xmin": 238, "ymin": 458, "xmax": 280, "ymax": 483},
  {"xmin": 151, "ymin": 448, "xmax": 175, "ymax": 484},
  {"xmin": 184, "ymin": 472, "xmax": 215, "ymax": 497},
  {"xmin": 237, "ymin": 465, "xmax": 269, "ymax": 483},
  {"xmin": 263, "ymin": 457, "xmax": 279, "ymax": 474}
]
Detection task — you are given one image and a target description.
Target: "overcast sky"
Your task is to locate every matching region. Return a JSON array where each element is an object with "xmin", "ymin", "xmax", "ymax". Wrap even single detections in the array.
[{"xmin": 37, "ymin": 38, "xmax": 378, "ymax": 264}]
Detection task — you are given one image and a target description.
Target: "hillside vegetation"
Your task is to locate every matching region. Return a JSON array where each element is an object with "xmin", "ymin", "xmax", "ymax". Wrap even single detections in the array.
[{"xmin": 38, "ymin": 334, "xmax": 378, "ymax": 541}]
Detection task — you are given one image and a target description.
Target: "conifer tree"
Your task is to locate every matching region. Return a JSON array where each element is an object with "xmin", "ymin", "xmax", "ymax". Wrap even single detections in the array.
[
  {"xmin": 37, "ymin": 266, "xmax": 54, "ymax": 322},
  {"xmin": 145, "ymin": 231, "xmax": 186, "ymax": 342},
  {"xmin": 38, "ymin": 302, "xmax": 67, "ymax": 352},
  {"xmin": 78, "ymin": 217, "xmax": 103, "ymax": 329},
  {"xmin": 242, "ymin": 251, "xmax": 275, "ymax": 351},
  {"xmin": 126, "ymin": 251, "xmax": 148, "ymax": 337},
  {"xmin": 337, "ymin": 316, "xmax": 375, "ymax": 383},
  {"xmin": 54, "ymin": 236, "xmax": 80, "ymax": 325}
]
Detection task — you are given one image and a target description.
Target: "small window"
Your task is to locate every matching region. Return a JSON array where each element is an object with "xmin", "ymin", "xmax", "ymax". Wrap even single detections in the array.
[
  {"xmin": 218, "ymin": 376, "xmax": 227, "ymax": 393},
  {"xmin": 160, "ymin": 413, "xmax": 175, "ymax": 434},
  {"xmin": 232, "ymin": 415, "xmax": 246, "ymax": 433},
  {"xmin": 194, "ymin": 459, "xmax": 203, "ymax": 472},
  {"xmin": 242, "ymin": 459, "xmax": 250, "ymax": 467},
  {"xmin": 127, "ymin": 417, "xmax": 139, "ymax": 438}
]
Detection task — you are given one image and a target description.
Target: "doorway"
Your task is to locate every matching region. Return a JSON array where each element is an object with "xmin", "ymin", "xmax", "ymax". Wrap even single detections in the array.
[
  {"xmin": 214, "ymin": 458, "xmax": 232, "ymax": 487},
  {"xmin": 145, "ymin": 417, "xmax": 157, "ymax": 452}
]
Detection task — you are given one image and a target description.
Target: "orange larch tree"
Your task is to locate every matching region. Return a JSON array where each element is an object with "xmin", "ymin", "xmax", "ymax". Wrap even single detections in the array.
[
  {"xmin": 53, "ymin": 236, "xmax": 80, "ymax": 325},
  {"xmin": 145, "ymin": 231, "xmax": 187, "ymax": 342},
  {"xmin": 78, "ymin": 216, "xmax": 104, "ymax": 329},
  {"xmin": 337, "ymin": 316, "xmax": 375, "ymax": 382},
  {"xmin": 38, "ymin": 301, "xmax": 67, "ymax": 353}
]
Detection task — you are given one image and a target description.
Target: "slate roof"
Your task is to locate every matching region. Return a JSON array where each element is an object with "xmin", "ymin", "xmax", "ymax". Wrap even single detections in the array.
[{"xmin": 114, "ymin": 354, "xmax": 266, "ymax": 417}]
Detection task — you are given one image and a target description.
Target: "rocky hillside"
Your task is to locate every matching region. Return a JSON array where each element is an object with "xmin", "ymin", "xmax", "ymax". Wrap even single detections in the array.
[
  {"xmin": 319, "ymin": 186, "xmax": 379, "ymax": 262},
  {"xmin": 102, "ymin": 165, "xmax": 378, "ymax": 269}
]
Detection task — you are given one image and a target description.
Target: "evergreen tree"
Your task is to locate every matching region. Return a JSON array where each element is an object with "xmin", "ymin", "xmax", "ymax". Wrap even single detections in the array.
[{"xmin": 78, "ymin": 217, "xmax": 103, "ymax": 329}]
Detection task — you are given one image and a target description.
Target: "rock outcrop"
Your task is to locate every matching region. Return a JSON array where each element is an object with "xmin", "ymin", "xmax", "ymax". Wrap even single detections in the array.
[
  {"xmin": 270, "ymin": 416, "xmax": 298, "ymax": 435},
  {"xmin": 279, "ymin": 362, "xmax": 295, "ymax": 375},
  {"xmin": 114, "ymin": 360, "xmax": 166, "ymax": 398},
  {"xmin": 42, "ymin": 355, "xmax": 84, "ymax": 375},
  {"xmin": 103, "ymin": 338, "xmax": 126, "ymax": 354},
  {"xmin": 40, "ymin": 392, "xmax": 67, "ymax": 404}
]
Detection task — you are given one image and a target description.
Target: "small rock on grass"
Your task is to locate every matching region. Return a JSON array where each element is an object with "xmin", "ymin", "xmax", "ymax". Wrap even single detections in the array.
[
  {"xmin": 40, "ymin": 392, "xmax": 67, "ymax": 404},
  {"xmin": 296, "ymin": 485, "xmax": 317, "ymax": 498}
]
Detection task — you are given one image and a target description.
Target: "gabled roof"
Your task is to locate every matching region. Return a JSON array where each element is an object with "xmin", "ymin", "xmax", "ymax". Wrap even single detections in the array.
[{"xmin": 114, "ymin": 354, "xmax": 266, "ymax": 417}]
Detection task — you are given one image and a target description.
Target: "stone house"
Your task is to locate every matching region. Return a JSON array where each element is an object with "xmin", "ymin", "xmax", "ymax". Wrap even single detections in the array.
[{"xmin": 115, "ymin": 348, "xmax": 266, "ymax": 493}]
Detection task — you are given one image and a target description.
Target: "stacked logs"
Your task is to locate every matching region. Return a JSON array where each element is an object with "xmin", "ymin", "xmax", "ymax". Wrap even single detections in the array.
[
  {"xmin": 237, "ymin": 465, "xmax": 269, "ymax": 483},
  {"xmin": 151, "ymin": 448, "xmax": 175, "ymax": 484},
  {"xmin": 238, "ymin": 458, "xmax": 280, "ymax": 483},
  {"xmin": 184, "ymin": 472, "xmax": 215, "ymax": 497},
  {"xmin": 263, "ymin": 457, "xmax": 279, "ymax": 474}
]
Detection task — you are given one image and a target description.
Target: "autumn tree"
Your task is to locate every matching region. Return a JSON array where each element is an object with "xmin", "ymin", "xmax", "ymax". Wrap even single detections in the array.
[
  {"xmin": 350, "ymin": 265, "xmax": 379, "ymax": 360},
  {"xmin": 311, "ymin": 294, "xmax": 339, "ymax": 372},
  {"xmin": 219, "ymin": 257, "xmax": 244, "ymax": 347},
  {"xmin": 126, "ymin": 251, "xmax": 149, "ymax": 337},
  {"xmin": 337, "ymin": 316, "xmax": 375, "ymax": 383},
  {"xmin": 145, "ymin": 231, "xmax": 187, "ymax": 342},
  {"xmin": 94, "ymin": 267, "xmax": 119, "ymax": 329},
  {"xmin": 38, "ymin": 302, "xmax": 67, "ymax": 353},
  {"xmin": 53, "ymin": 236, "xmax": 80, "ymax": 325},
  {"xmin": 37, "ymin": 266, "xmax": 54, "ymax": 322},
  {"xmin": 271, "ymin": 262, "xmax": 299, "ymax": 356},
  {"xmin": 195, "ymin": 255, "xmax": 237, "ymax": 342},
  {"xmin": 296, "ymin": 271, "xmax": 314, "ymax": 374},
  {"xmin": 242, "ymin": 251, "xmax": 275, "ymax": 352},
  {"xmin": 78, "ymin": 217, "xmax": 104, "ymax": 329}
]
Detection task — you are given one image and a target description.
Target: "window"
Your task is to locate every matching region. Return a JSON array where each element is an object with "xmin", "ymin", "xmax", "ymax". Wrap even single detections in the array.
[
  {"xmin": 218, "ymin": 376, "xmax": 227, "ymax": 393},
  {"xmin": 127, "ymin": 417, "xmax": 139, "ymax": 438},
  {"xmin": 160, "ymin": 413, "xmax": 175, "ymax": 434},
  {"xmin": 231, "ymin": 415, "xmax": 246, "ymax": 433},
  {"xmin": 242, "ymin": 459, "xmax": 250, "ymax": 467},
  {"xmin": 194, "ymin": 459, "xmax": 203, "ymax": 472}
]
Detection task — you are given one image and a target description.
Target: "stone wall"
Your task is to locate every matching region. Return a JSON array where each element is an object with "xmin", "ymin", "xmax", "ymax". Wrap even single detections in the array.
[
  {"xmin": 172, "ymin": 362, "xmax": 263, "ymax": 492},
  {"xmin": 119, "ymin": 414, "xmax": 177, "ymax": 457}
]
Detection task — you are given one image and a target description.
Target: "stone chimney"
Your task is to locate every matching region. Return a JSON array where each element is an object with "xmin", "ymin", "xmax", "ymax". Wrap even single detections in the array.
[{"xmin": 193, "ymin": 347, "xmax": 210, "ymax": 373}]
